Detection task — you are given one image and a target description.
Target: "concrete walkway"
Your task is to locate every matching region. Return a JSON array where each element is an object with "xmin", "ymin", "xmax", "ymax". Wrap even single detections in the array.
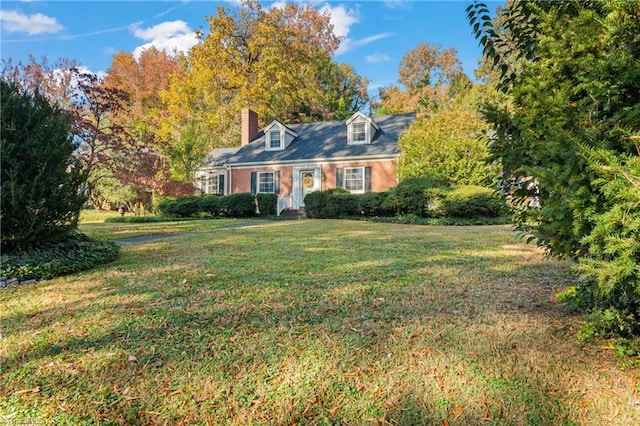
[{"xmin": 111, "ymin": 221, "xmax": 271, "ymax": 245}]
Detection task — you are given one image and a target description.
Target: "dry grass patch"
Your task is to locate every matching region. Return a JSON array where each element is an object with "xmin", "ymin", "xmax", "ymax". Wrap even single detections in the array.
[{"xmin": 1, "ymin": 221, "xmax": 638, "ymax": 425}]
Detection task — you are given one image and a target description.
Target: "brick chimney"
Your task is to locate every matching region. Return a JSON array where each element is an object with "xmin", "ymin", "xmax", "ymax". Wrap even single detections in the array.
[{"xmin": 241, "ymin": 108, "xmax": 259, "ymax": 146}]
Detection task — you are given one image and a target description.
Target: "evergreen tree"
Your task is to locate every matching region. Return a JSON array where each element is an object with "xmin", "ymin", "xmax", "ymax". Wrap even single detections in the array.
[
  {"xmin": 1, "ymin": 80, "xmax": 86, "ymax": 250},
  {"xmin": 468, "ymin": 1, "xmax": 640, "ymax": 345}
]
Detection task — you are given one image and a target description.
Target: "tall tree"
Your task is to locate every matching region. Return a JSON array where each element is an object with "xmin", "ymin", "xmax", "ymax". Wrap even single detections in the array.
[
  {"xmin": 468, "ymin": 1, "xmax": 640, "ymax": 343},
  {"xmin": 103, "ymin": 48, "xmax": 184, "ymax": 146},
  {"xmin": 374, "ymin": 43, "xmax": 465, "ymax": 116},
  {"xmin": 161, "ymin": 0, "xmax": 341, "ymax": 163},
  {"xmin": 396, "ymin": 85, "xmax": 495, "ymax": 185},
  {"xmin": 2, "ymin": 57, "xmax": 193, "ymax": 205}
]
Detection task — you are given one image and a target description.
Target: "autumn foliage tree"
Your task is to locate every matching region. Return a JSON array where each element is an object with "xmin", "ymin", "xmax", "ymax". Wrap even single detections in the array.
[
  {"xmin": 374, "ymin": 43, "xmax": 467, "ymax": 116},
  {"xmin": 157, "ymin": 0, "xmax": 365, "ymax": 179},
  {"xmin": 2, "ymin": 57, "xmax": 193, "ymax": 211}
]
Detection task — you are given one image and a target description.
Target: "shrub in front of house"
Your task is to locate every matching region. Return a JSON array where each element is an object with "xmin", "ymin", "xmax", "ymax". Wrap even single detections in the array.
[
  {"xmin": 388, "ymin": 176, "xmax": 449, "ymax": 217},
  {"xmin": 199, "ymin": 194, "xmax": 223, "ymax": 216},
  {"xmin": 256, "ymin": 193, "xmax": 277, "ymax": 216},
  {"xmin": 358, "ymin": 191, "xmax": 395, "ymax": 217},
  {"xmin": 222, "ymin": 193, "xmax": 256, "ymax": 217},
  {"xmin": 441, "ymin": 185, "xmax": 504, "ymax": 218},
  {"xmin": 304, "ymin": 188, "xmax": 349, "ymax": 218},
  {"xmin": 157, "ymin": 196, "xmax": 201, "ymax": 217},
  {"xmin": 324, "ymin": 193, "xmax": 361, "ymax": 218},
  {"xmin": 424, "ymin": 186, "xmax": 452, "ymax": 218}
]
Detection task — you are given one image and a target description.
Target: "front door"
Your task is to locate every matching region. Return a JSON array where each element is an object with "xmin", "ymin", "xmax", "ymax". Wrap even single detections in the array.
[{"xmin": 299, "ymin": 170, "xmax": 316, "ymax": 207}]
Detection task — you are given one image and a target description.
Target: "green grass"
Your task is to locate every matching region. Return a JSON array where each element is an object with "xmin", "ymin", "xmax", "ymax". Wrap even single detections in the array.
[
  {"xmin": 1, "ymin": 221, "xmax": 639, "ymax": 424},
  {"xmin": 78, "ymin": 216, "xmax": 256, "ymax": 241}
]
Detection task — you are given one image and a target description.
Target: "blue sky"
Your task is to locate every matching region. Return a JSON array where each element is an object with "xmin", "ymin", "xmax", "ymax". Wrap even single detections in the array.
[{"xmin": 1, "ymin": 1, "xmax": 502, "ymax": 93}]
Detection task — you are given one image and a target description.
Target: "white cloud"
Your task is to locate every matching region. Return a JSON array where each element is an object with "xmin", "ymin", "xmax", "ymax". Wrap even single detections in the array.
[
  {"xmin": 0, "ymin": 10, "xmax": 63, "ymax": 35},
  {"xmin": 366, "ymin": 52, "xmax": 391, "ymax": 64},
  {"xmin": 132, "ymin": 20, "xmax": 191, "ymax": 41},
  {"xmin": 316, "ymin": 4, "xmax": 391, "ymax": 56},
  {"xmin": 321, "ymin": 3, "xmax": 359, "ymax": 40},
  {"xmin": 339, "ymin": 32, "xmax": 393, "ymax": 55},
  {"xmin": 383, "ymin": 0, "xmax": 414, "ymax": 10},
  {"xmin": 130, "ymin": 20, "xmax": 199, "ymax": 60}
]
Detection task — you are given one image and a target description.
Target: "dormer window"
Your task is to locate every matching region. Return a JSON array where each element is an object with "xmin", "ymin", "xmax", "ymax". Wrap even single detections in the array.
[
  {"xmin": 268, "ymin": 130, "xmax": 282, "ymax": 149},
  {"xmin": 352, "ymin": 122, "xmax": 367, "ymax": 143},
  {"xmin": 264, "ymin": 120, "xmax": 298, "ymax": 151},
  {"xmin": 346, "ymin": 112, "xmax": 379, "ymax": 145}
]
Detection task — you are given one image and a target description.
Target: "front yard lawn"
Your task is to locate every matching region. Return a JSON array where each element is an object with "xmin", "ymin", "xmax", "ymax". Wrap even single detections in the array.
[{"xmin": 1, "ymin": 221, "xmax": 638, "ymax": 424}]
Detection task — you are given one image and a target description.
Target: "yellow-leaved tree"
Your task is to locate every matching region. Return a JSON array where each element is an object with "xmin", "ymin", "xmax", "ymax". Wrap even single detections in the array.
[{"xmin": 158, "ymin": 0, "xmax": 344, "ymax": 181}]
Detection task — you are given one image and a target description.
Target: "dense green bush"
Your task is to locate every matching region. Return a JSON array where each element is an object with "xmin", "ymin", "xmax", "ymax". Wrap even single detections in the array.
[
  {"xmin": 441, "ymin": 185, "xmax": 503, "ymax": 218},
  {"xmin": 304, "ymin": 188, "xmax": 349, "ymax": 218},
  {"xmin": 224, "ymin": 193, "xmax": 256, "ymax": 217},
  {"xmin": 0, "ymin": 232, "xmax": 119, "ymax": 280},
  {"xmin": 358, "ymin": 191, "xmax": 394, "ymax": 217},
  {"xmin": 469, "ymin": 1, "xmax": 640, "ymax": 355},
  {"xmin": 157, "ymin": 196, "xmax": 201, "ymax": 217},
  {"xmin": 256, "ymin": 193, "xmax": 277, "ymax": 216},
  {"xmin": 424, "ymin": 187, "xmax": 452, "ymax": 218},
  {"xmin": 159, "ymin": 193, "xmax": 258, "ymax": 218},
  {"xmin": 199, "ymin": 195, "xmax": 223, "ymax": 216},
  {"xmin": 1, "ymin": 80, "xmax": 86, "ymax": 251},
  {"xmin": 324, "ymin": 193, "xmax": 361, "ymax": 218},
  {"xmin": 388, "ymin": 176, "xmax": 449, "ymax": 217}
]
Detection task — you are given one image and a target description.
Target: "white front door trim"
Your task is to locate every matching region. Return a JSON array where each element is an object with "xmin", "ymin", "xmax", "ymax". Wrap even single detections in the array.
[{"xmin": 292, "ymin": 164, "xmax": 321, "ymax": 209}]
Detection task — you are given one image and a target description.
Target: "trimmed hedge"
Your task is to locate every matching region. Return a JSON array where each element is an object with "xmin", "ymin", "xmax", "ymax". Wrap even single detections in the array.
[
  {"xmin": 304, "ymin": 188, "xmax": 349, "ymax": 218},
  {"xmin": 441, "ymin": 185, "xmax": 504, "ymax": 218},
  {"xmin": 388, "ymin": 176, "xmax": 449, "ymax": 217},
  {"xmin": 158, "ymin": 193, "xmax": 259, "ymax": 218},
  {"xmin": 157, "ymin": 196, "xmax": 201, "ymax": 218},
  {"xmin": 225, "ymin": 193, "xmax": 257, "ymax": 217},
  {"xmin": 256, "ymin": 193, "xmax": 277, "ymax": 216},
  {"xmin": 358, "ymin": 191, "xmax": 394, "ymax": 217},
  {"xmin": 105, "ymin": 216, "xmax": 191, "ymax": 223},
  {"xmin": 302, "ymin": 180, "xmax": 505, "ymax": 221},
  {"xmin": 324, "ymin": 193, "xmax": 361, "ymax": 218},
  {"xmin": 199, "ymin": 195, "xmax": 224, "ymax": 217}
]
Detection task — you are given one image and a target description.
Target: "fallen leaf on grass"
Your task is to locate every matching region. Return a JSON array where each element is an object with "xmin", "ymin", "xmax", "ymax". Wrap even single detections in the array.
[
  {"xmin": 451, "ymin": 405, "xmax": 465, "ymax": 420},
  {"xmin": 372, "ymin": 297, "xmax": 385, "ymax": 307},
  {"xmin": 12, "ymin": 387, "xmax": 40, "ymax": 396}
]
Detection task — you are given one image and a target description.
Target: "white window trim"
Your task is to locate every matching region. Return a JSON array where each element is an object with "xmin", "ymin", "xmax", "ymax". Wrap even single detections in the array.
[
  {"xmin": 266, "ymin": 129, "xmax": 283, "ymax": 151},
  {"xmin": 196, "ymin": 171, "xmax": 224, "ymax": 195},
  {"xmin": 257, "ymin": 171, "xmax": 276, "ymax": 193},
  {"xmin": 344, "ymin": 166, "xmax": 365, "ymax": 193},
  {"xmin": 348, "ymin": 120, "xmax": 369, "ymax": 145}
]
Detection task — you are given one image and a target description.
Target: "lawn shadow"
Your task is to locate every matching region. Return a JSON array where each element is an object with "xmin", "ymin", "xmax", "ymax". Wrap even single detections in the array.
[{"xmin": 2, "ymin": 222, "xmax": 635, "ymax": 424}]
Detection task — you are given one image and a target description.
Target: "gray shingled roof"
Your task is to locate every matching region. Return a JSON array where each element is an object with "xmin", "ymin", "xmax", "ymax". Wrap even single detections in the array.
[
  {"xmin": 199, "ymin": 147, "xmax": 242, "ymax": 168},
  {"xmin": 201, "ymin": 112, "xmax": 416, "ymax": 167}
]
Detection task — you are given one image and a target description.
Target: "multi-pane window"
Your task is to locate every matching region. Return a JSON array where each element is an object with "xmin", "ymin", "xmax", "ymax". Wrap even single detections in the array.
[
  {"xmin": 352, "ymin": 122, "xmax": 367, "ymax": 143},
  {"xmin": 344, "ymin": 167, "xmax": 364, "ymax": 192},
  {"xmin": 199, "ymin": 172, "xmax": 224, "ymax": 195},
  {"xmin": 258, "ymin": 171, "xmax": 275, "ymax": 193},
  {"xmin": 269, "ymin": 130, "xmax": 282, "ymax": 149},
  {"xmin": 207, "ymin": 174, "xmax": 219, "ymax": 194}
]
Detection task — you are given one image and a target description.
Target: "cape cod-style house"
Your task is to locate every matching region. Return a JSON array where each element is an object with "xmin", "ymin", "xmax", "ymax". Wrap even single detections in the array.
[{"xmin": 194, "ymin": 109, "xmax": 415, "ymax": 214}]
